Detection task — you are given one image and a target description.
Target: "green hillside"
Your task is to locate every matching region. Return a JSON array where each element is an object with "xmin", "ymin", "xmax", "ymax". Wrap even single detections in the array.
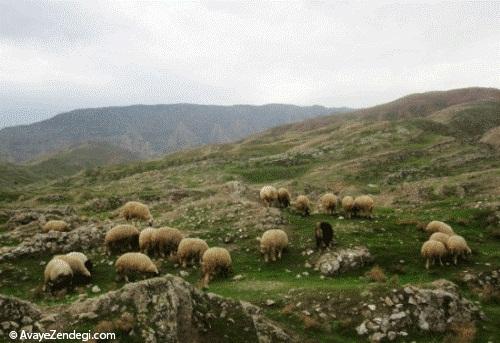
[{"xmin": 1, "ymin": 88, "xmax": 499, "ymax": 342}]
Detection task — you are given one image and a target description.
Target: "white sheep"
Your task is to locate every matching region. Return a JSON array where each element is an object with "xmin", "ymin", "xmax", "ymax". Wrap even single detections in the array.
[
  {"xmin": 341, "ymin": 196, "xmax": 354, "ymax": 219},
  {"xmin": 447, "ymin": 235, "xmax": 472, "ymax": 265},
  {"xmin": 115, "ymin": 252, "xmax": 159, "ymax": 282},
  {"xmin": 154, "ymin": 227, "xmax": 184, "ymax": 257},
  {"xmin": 105, "ymin": 224, "xmax": 140, "ymax": 254},
  {"xmin": 320, "ymin": 193, "xmax": 338, "ymax": 215},
  {"xmin": 43, "ymin": 258, "xmax": 73, "ymax": 292},
  {"xmin": 260, "ymin": 186, "xmax": 278, "ymax": 207},
  {"xmin": 294, "ymin": 195, "xmax": 311, "ymax": 216},
  {"xmin": 353, "ymin": 195, "xmax": 374, "ymax": 218},
  {"xmin": 121, "ymin": 201, "xmax": 153, "ymax": 226},
  {"xmin": 66, "ymin": 252, "xmax": 92, "ymax": 271},
  {"xmin": 139, "ymin": 227, "xmax": 157, "ymax": 255},
  {"xmin": 425, "ymin": 221, "xmax": 455, "ymax": 235},
  {"xmin": 42, "ymin": 220, "xmax": 69, "ymax": 233},
  {"xmin": 259, "ymin": 229, "xmax": 288, "ymax": 262},
  {"xmin": 421, "ymin": 240, "xmax": 447, "ymax": 269},
  {"xmin": 429, "ymin": 232, "xmax": 451, "ymax": 245},
  {"xmin": 201, "ymin": 247, "xmax": 232, "ymax": 286},
  {"xmin": 277, "ymin": 187, "xmax": 291, "ymax": 208},
  {"xmin": 177, "ymin": 238, "xmax": 209, "ymax": 268}
]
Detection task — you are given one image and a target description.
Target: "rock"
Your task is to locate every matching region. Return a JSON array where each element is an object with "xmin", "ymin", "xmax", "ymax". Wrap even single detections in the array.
[
  {"xmin": 316, "ymin": 246, "xmax": 373, "ymax": 276},
  {"xmin": 91, "ymin": 285, "xmax": 101, "ymax": 293},
  {"xmin": 179, "ymin": 270, "xmax": 190, "ymax": 278},
  {"xmin": 232, "ymin": 274, "xmax": 244, "ymax": 281},
  {"xmin": 389, "ymin": 312, "xmax": 406, "ymax": 320},
  {"xmin": 356, "ymin": 321, "xmax": 368, "ymax": 335},
  {"xmin": 78, "ymin": 312, "xmax": 98, "ymax": 320},
  {"xmin": 265, "ymin": 299, "xmax": 275, "ymax": 306},
  {"xmin": 370, "ymin": 332, "xmax": 386, "ymax": 342},
  {"xmin": 387, "ymin": 331, "xmax": 397, "ymax": 341},
  {"xmin": 368, "ymin": 304, "xmax": 376, "ymax": 311}
]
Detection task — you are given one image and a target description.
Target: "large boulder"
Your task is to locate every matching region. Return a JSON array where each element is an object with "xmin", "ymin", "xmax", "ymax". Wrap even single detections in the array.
[{"xmin": 315, "ymin": 246, "xmax": 373, "ymax": 276}]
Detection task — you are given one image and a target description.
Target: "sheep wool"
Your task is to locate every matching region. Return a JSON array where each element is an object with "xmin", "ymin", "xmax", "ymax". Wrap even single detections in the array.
[
  {"xmin": 429, "ymin": 232, "xmax": 451, "ymax": 245},
  {"xmin": 66, "ymin": 252, "xmax": 92, "ymax": 271},
  {"xmin": 277, "ymin": 188, "xmax": 291, "ymax": 208},
  {"xmin": 42, "ymin": 220, "xmax": 69, "ymax": 233},
  {"xmin": 201, "ymin": 247, "xmax": 232, "ymax": 286},
  {"xmin": 341, "ymin": 196, "xmax": 354, "ymax": 219},
  {"xmin": 260, "ymin": 229, "xmax": 288, "ymax": 262},
  {"xmin": 353, "ymin": 195, "xmax": 374, "ymax": 218},
  {"xmin": 294, "ymin": 195, "xmax": 311, "ymax": 216},
  {"xmin": 177, "ymin": 238, "xmax": 209, "ymax": 268},
  {"xmin": 54, "ymin": 255, "xmax": 91, "ymax": 278},
  {"xmin": 121, "ymin": 201, "xmax": 153, "ymax": 226},
  {"xmin": 139, "ymin": 227, "xmax": 157, "ymax": 255},
  {"xmin": 420, "ymin": 240, "xmax": 447, "ymax": 269},
  {"xmin": 44, "ymin": 258, "xmax": 73, "ymax": 291},
  {"xmin": 154, "ymin": 227, "xmax": 183, "ymax": 257},
  {"xmin": 105, "ymin": 224, "xmax": 140, "ymax": 254},
  {"xmin": 260, "ymin": 186, "xmax": 278, "ymax": 207},
  {"xmin": 115, "ymin": 252, "xmax": 159, "ymax": 282},
  {"xmin": 425, "ymin": 221, "xmax": 455, "ymax": 235},
  {"xmin": 447, "ymin": 235, "xmax": 472, "ymax": 265},
  {"xmin": 320, "ymin": 193, "xmax": 338, "ymax": 215}
]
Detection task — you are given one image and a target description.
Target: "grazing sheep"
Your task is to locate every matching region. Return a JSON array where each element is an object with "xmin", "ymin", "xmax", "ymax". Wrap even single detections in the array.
[
  {"xmin": 115, "ymin": 252, "xmax": 159, "ymax": 282},
  {"xmin": 121, "ymin": 201, "xmax": 153, "ymax": 226},
  {"xmin": 42, "ymin": 220, "xmax": 69, "ymax": 233},
  {"xmin": 177, "ymin": 238, "xmax": 209, "ymax": 268},
  {"xmin": 155, "ymin": 227, "xmax": 183, "ymax": 257},
  {"xmin": 105, "ymin": 224, "xmax": 140, "ymax": 254},
  {"xmin": 341, "ymin": 196, "xmax": 354, "ymax": 219},
  {"xmin": 43, "ymin": 258, "xmax": 73, "ymax": 292},
  {"xmin": 425, "ymin": 221, "xmax": 455, "ymax": 235},
  {"xmin": 54, "ymin": 255, "xmax": 91, "ymax": 279},
  {"xmin": 315, "ymin": 222, "xmax": 334, "ymax": 250},
  {"xmin": 320, "ymin": 193, "xmax": 338, "ymax": 215},
  {"xmin": 66, "ymin": 252, "xmax": 93, "ymax": 272},
  {"xmin": 139, "ymin": 227, "xmax": 157, "ymax": 255},
  {"xmin": 447, "ymin": 235, "xmax": 472, "ymax": 265},
  {"xmin": 260, "ymin": 186, "xmax": 278, "ymax": 207},
  {"xmin": 353, "ymin": 195, "xmax": 374, "ymax": 218},
  {"xmin": 294, "ymin": 195, "xmax": 311, "ymax": 216},
  {"xmin": 259, "ymin": 229, "xmax": 288, "ymax": 262},
  {"xmin": 201, "ymin": 247, "xmax": 232, "ymax": 286},
  {"xmin": 429, "ymin": 232, "xmax": 451, "ymax": 245},
  {"xmin": 421, "ymin": 240, "xmax": 447, "ymax": 269},
  {"xmin": 277, "ymin": 187, "xmax": 291, "ymax": 208}
]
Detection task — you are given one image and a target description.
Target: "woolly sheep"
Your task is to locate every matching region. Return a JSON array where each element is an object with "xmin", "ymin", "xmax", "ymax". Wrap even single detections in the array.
[
  {"xmin": 115, "ymin": 252, "xmax": 159, "ymax": 282},
  {"xmin": 66, "ymin": 251, "xmax": 93, "ymax": 271},
  {"xmin": 294, "ymin": 195, "xmax": 311, "ymax": 216},
  {"xmin": 54, "ymin": 255, "xmax": 91, "ymax": 279},
  {"xmin": 447, "ymin": 235, "xmax": 471, "ymax": 265},
  {"xmin": 425, "ymin": 221, "xmax": 455, "ymax": 235},
  {"xmin": 341, "ymin": 196, "xmax": 354, "ymax": 219},
  {"xmin": 201, "ymin": 247, "xmax": 232, "ymax": 286},
  {"xmin": 320, "ymin": 193, "xmax": 338, "ymax": 215},
  {"xmin": 353, "ymin": 195, "xmax": 374, "ymax": 218},
  {"xmin": 155, "ymin": 227, "xmax": 183, "ymax": 257},
  {"xmin": 429, "ymin": 232, "xmax": 451, "ymax": 245},
  {"xmin": 139, "ymin": 227, "xmax": 157, "ymax": 255},
  {"xmin": 260, "ymin": 186, "xmax": 278, "ymax": 207},
  {"xmin": 121, "ymin": 201, "xmax": 153, "ymax": 226},
  {"xmin": 315, "ymin": 222, "xmax": 334, "ymax": 250},
  {"xmin": 259, "ymin": 229, "xmax": 288, "ymax": 262},
  {"xmin": 105, "ymin": 224, "xmax": 140, "ymax": 254},
  {"xmin": 277, "ymin": 187, "xmax": 291, "ymax": 208},
  {"xmin": 43, "ymin": 258, "xmax": 73, "ymax": 291},
  {"xmin": 42, "ymin": 220, "xmax": 69, "ymax": 233},
  {"xmin": 421, "ymin": 240, "xmax": 447, "ymax": 269},
  {"xmin": 177, "ymin": 238, "xmax": 209, "ymax": 268}
]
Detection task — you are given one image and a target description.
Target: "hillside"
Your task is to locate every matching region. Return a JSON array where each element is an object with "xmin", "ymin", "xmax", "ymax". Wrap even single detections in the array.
[
  {"xmin": 0, "ymin": 88, "xmax": 499, "ymax": 342},
  {"xmin": 0, "ymin": 103, "xmax": 348, "ymax": 163}
]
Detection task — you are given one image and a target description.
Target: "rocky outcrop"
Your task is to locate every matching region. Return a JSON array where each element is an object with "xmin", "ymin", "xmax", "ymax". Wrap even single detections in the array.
[
  {"xmin": 315, "ymin": 246, "xmax": 373, "ymax": 276},
  {"xmin": 0, "ymin": 275, "xmax": 296, "ymax": 343},
  {"xmin": 355, "ymin": 280, "xmax": 484, "ymax": 342},
  {"xmin": 0, "ymin": 224, "xmax": 107, "ymax": 262},
  {"xmin": 0, "ymin": 295, "xmax": 43, "ymax": 338}
]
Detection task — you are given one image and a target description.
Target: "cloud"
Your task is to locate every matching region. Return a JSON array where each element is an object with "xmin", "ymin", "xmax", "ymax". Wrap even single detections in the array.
[{"xmin": 0, "ymin": 1, "xmax": 499, "ymax": 127}]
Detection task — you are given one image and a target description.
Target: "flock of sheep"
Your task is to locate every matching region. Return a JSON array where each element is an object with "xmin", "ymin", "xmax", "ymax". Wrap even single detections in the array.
[
  {"xmin": 40, "ymin": 185, "xmax": 470, "ymax": 294},
  {"xmin": 420, "ymin": 220, "xmax": 472, "ymax": 269}
]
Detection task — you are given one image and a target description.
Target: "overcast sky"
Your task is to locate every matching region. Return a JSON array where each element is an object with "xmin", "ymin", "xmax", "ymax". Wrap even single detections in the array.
[{"xmin": 0, "ymin": 1, "xmax": 499, "ymax": 128}]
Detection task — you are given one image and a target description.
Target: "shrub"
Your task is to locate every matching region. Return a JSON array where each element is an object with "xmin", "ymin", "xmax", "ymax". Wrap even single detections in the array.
[{"xmin": 366, "ymin": 265, "xmax": 387, "ymax": 283}]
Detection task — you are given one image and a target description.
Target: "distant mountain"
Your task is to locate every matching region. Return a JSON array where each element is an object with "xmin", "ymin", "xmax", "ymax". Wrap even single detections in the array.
[{"xmin": 0, "ymin": 104, "xmax": 349, "ymax": 162}]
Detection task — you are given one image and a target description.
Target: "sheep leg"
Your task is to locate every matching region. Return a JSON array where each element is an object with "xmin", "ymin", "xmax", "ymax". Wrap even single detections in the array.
[
  {"xmin": 439, "ymin": 257, "xmax": 443, "ymax": 266},
  {"xmin": 264, "ymin": 253, "xmax": 269, "ymax": 263},
  {"xmin": 278, "ymin": 249, "xmax": 282, "ymax": 260},
  {"xmin": 425, "ymin": 258, "xmax": 430, "ymax": 270},
  {"xmin": 454, "ymin": 255, "xmax": 458, "ymax": 265}
]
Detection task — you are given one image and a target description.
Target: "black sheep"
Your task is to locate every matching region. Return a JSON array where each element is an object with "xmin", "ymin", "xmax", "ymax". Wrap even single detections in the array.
[{"xmin": 315, "ymin": 222, "xmax": 334, "ymax": 250}]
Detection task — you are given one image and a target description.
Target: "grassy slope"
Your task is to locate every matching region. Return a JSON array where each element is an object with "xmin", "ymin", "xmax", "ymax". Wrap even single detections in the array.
[{"xmin": 0, "ymin": 89, "xmax": 499, "ymax": 342}]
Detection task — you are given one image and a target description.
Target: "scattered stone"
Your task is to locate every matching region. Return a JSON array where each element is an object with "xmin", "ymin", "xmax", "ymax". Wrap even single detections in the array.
[
  {"xmin": 91, "ymin": 285, "xmax": 101, "ymax": 293},
  {"xmin": 316, "ymin": 246, "xmax": 373, "ymax": 276}
]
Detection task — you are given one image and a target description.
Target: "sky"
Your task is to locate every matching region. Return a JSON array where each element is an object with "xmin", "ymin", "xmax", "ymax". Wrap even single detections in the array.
[{"xmin": 0, "ymin": 1, "xmax": 499, "ymax": 128}]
